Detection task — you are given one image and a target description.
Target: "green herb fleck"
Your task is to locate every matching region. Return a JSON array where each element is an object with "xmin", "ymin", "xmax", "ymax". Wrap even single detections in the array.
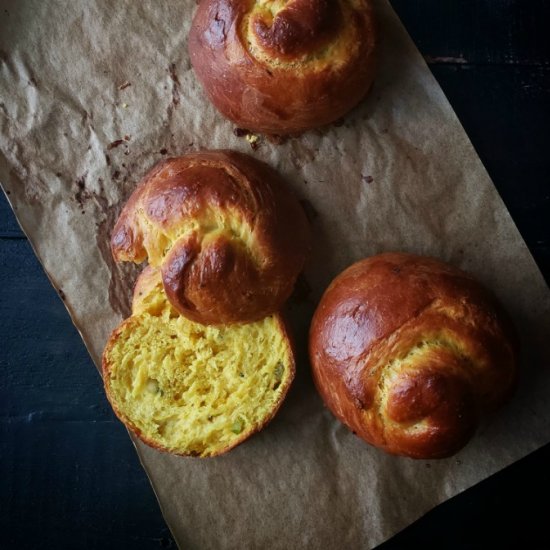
[
  {"xmin": 274, "ymin": 362, "xmax": 284, "ymax": 380},
  {"xmin": 231, "ymin": 419, "xmax": 244, "ymax": 434}
]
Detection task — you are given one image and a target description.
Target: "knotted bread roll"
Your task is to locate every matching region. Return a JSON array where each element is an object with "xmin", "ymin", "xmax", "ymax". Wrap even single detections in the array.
[
  {"xmin": 309, "ymin": 253, "xmax": 519, "ymax": 459},
  {"xmin": 103, "ymin": 266, "xmax": 295, "ymax": 457},
  {"xmin": 111, "ymin": 150, "xmax": 310, "ymax": 325},
  {"xmin": 189, "ymin": 0, "xmax": 377, "ymax": 135}
]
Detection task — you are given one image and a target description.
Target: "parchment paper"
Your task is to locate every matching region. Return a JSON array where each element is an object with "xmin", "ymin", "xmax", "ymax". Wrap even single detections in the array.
[{"xmin": 1, "ymin": 1, "xmax": 549, "ymax": 548}]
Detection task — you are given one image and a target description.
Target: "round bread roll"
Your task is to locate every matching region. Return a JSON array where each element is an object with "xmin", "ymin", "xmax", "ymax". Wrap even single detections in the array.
[
  {"xmin": 188, "ymin": 0, "xmax": 377, "ymax": 135},
  {"xmin": 309, "ymin": 253, "xmax": 519, "ymax": 459},
  {"xmin": 111, "ymin": 150, "xmax": 310, "ymax": 325},
  {"xmin": 103, "ymin": 266, "xmax": 295, "ymax": 457}
]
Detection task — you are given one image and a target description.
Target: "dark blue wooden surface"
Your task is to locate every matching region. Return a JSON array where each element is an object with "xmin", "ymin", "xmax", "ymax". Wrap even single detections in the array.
[
  {"xmin": 0, "ymin": 238, "xmax": 175, "ymax": 549},
  {"xmin": 1, "ymin": 2, "xmax": 549, "ymax": 549}
]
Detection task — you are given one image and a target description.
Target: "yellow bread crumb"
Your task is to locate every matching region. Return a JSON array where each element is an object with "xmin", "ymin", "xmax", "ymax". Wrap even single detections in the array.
[{"xmin": 103, "ymin": 271, "xmax": 294, "ymax": 457}]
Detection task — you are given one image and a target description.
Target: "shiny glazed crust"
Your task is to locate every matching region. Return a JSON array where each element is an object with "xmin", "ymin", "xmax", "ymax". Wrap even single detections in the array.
[
  {"xmin": 189, "ymin": 0, "xmax": 377, "ymax": 134},
  {"xmin": 111, "ymin": 150, "xmax": 310, "ymax": 324},
  {"xmin": 102, "ymin": 267, "xmax": 296, "ymax": 458},
  {"xmin": 309, "ymin": 253, "xmax": 519, "ymax": 459}
]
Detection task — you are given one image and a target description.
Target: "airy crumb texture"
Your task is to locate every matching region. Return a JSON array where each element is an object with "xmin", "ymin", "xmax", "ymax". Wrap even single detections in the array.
[{"xmin": 103, "ymin": 273, "xmax": 294, "ymax": 457}]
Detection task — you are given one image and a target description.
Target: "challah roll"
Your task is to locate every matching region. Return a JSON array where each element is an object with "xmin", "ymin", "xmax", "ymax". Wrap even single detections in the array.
[
  {"xmin": 309, "ymin": 253, "xmax": 519, "ymax": 459},
  {"xmin": 103, "ymin": 266, "xmax": 295, "ymax": 457},
  {"xmin": 111, "ymin": 150, "xmax": 310, "ymax": 325},
  {"xmin": 188, "ymin": 0, "xmax": 377, "ymax": 135}
]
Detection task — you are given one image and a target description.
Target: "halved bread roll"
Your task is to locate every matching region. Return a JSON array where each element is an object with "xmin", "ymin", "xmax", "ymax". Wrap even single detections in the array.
[{"xmin": 103, "ymin": 267, "xmax": 295, "ymax": 457}]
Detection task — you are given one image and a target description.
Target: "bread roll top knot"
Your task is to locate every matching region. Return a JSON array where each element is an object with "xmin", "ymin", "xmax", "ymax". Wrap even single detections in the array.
[
  {"xmin": 248, "ymin": 0, "xmax": 341, "ymax": 58},
  {"xmin": 111, "ymin": 151, "xmax": 310, "ymax": 325},
  {"xmin": 309, "ymin": 253, "xmax": 519, "ymax": 459},
  {"xmin": 189, "ymin": 0, "xmax": 376, "ymax": 134}
]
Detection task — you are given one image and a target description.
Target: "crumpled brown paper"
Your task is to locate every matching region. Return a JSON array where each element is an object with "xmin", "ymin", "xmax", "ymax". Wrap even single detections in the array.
[{"xmin": 1, "ymin": 1, "xmax": 549, "ymax": 548}]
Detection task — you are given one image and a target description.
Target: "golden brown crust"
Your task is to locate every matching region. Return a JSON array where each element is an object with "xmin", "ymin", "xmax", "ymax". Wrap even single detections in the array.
[
  {"xmin": 111, "ymin": 150, "xmax": 311, "ymax": 324},
  {"xmin": 253, "ymin": 0, "xmax": 341, "ymax": 57},
  {"xmin": 309, "ymin": 253, "xmax": 519, "ymax": 459},
  {"xmin": 188, "ymin": 0, "xmax": 377, "ymax": 135}
]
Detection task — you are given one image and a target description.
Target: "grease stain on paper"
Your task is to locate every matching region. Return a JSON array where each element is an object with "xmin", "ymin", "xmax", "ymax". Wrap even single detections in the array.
[{"xmin": 69, "ymin": 172, "xmax": 139, "ymax": 317}]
